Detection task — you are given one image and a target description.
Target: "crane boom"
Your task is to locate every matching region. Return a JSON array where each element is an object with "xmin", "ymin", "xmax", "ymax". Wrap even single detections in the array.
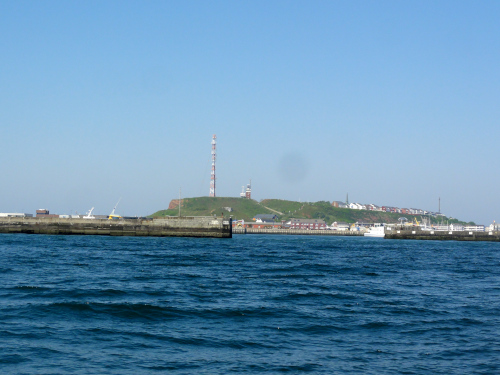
[{"xmin": 108, "ymin": 198, "xmax": 122, "ymax": 220}]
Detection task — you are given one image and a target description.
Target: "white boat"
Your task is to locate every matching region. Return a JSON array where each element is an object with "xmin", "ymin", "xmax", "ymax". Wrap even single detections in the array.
[{"xmin": 364, "ymin": 224, "xmax": 385, "ymax": 238}]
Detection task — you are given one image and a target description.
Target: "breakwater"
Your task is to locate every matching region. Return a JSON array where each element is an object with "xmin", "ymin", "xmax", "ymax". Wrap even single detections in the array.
[
  {"xmin": 385, "ymin": 227, "xmax": 500, "ymax": 242},
  {"xmin": 0, "ymin": 217, "xmax": 232, "ymax": 238},
  {"xmin": 233, "ymin": 228, "xmax": 363, "ymax": 236}
]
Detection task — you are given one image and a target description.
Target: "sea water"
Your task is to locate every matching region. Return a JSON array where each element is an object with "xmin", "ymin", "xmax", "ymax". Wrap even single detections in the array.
[{"xmin": 0, "ymin": 234, "xmax": 499, "ymax": 374}]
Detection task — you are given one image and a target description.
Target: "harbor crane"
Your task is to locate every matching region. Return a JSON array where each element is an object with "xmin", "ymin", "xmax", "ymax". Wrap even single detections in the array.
[
  {"xmin": 108, "ymin": 198, "xmax": 122, "ymax": 220},
  {"xmin": 83, "ymin": 207, "xmax": 95, "ymax": 219}
]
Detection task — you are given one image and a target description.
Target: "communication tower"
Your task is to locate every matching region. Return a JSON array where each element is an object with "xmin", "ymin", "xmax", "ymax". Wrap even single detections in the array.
[{"xmin": 210, "ymin": 134, "xmax": 216, "ymax": 197}]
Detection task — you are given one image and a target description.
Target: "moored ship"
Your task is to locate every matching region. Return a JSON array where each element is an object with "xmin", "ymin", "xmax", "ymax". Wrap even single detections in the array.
[{"xmin": 364, "ymin": 224, "xmax": 385, "ymax": 238}]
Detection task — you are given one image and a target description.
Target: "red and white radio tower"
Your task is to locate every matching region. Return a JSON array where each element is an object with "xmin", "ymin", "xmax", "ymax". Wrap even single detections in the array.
[{"xmin": 209, "ymin": 134, "xmax": 216, "ymax": 197}]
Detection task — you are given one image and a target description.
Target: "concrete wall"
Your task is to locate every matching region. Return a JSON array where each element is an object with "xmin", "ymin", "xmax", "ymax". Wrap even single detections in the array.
[
  {"xmin": 233, "ymin": 228, "xmax": 363, "ymax": 236},
  {"xmin": 0, "ymin": 216, "xmax": 232, "ymax": 238},
  {"xmin": 385, "ymin": 227, "xmax": 500, "ymax": 242}
]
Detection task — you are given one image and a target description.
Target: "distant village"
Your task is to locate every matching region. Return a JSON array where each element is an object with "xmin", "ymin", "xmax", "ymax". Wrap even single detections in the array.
[
  {"xmin": 331, "ymin": 200, "xmax": 443, "ymax": 217},
  {"xmin": 234, "ymin": 187, "xmax": 494, "ymax": 232},
  {"xmin": 233, "ymin": 183, "xmax": 453, "ymax": 231},
  {"xmin": 234, "ymin": 212, "xmax": 444, "ymax": 232},
  {"xmin": 233, "ymin": 211, "xmax": 490, "ymax": 233}
]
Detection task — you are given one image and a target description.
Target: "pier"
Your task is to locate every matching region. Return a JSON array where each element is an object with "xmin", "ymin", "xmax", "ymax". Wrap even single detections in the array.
[
  {"xmin": 233, "ymin": 228, "xmax": 363, "ymax": 236},
  {"xmin": 0, "ymin": 217, "xmax": 232, "ymax": 238},
  {"xmin": 385, "ymin": 227, "xmax": 500, "ymax": 242}
]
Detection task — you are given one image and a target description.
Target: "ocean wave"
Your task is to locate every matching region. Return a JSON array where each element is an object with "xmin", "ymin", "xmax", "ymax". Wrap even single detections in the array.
[
  {"xmin": 26, "ymin": 302, "xmax": 298, "ymax": 322},
  {"xmin": 0, "ymin": 353, "xmax": 30, "ymax": 365},
  {"xmin": 1, "ymin": 235, "xmax": 499, "ymax": 374}
]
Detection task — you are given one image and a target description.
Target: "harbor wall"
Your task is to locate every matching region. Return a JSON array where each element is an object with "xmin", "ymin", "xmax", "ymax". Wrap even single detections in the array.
[
  {"xmin": 385, "ymin": 227, "xmax": 500, "ymax": 242},
  {"xmin": 233, "ymin": 228, "xmax": 363, "ymax": 236},
  {"xmin": 0, "ymin": 217, "xmax": 232, "ymax": 238}
]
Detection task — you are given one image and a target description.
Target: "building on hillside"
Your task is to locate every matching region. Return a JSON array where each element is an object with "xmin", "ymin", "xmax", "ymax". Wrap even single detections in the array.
[
  {"xmin": 366, "ymin": 204, "xmax": 382, "ymax": 211},
  {"xmin": 332, "ymin": 201, "xmax": 348, "ymax": 208},
  {"xmin": 288, "ymin": 218, "xmax": 327, "ymax": 230},
  {"xmin": 349, "ymin": 203, "xmax": 365, "ymax": 210},
  {"xmin": 253, "ymin": 214, "xmax": 278, "ymax": 223}
]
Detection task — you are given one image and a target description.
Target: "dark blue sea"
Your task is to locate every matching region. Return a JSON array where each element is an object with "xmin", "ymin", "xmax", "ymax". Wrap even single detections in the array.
[{"xmin": 1, "ymin": 234, "xmax": 499, "ymax": 374}]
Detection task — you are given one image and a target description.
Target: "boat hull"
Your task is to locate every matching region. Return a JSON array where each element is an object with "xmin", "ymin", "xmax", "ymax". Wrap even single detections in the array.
[{"xmin": 364, "ymin": 227, "xmax": 385, "ymax": 238}]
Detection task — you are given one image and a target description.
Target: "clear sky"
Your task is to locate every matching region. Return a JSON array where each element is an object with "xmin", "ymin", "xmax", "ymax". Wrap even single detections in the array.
[{"xmin": 1, "ymin": 1, "xmax": 499, "ymax": 224}]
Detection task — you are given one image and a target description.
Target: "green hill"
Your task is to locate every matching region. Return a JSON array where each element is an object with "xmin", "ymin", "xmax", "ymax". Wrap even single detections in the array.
[
  {"xmin": 150, "ymin": 197, "xmax": 475, "ymax": 225},
  {"xmin": 151, "ymin": 197, "xmax": 268, "ymax": 221}
]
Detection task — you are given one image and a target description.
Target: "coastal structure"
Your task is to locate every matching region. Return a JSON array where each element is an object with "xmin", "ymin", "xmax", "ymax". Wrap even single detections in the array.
[
  {"xmin": 330, "ymin": 221, "xmax": 350, "ymax": 230},
  {"xmin": 232, "ymin": 227, "xmax": 363, "ymax": 236},
  {"xmin": 36, "ymin": 209, "xmax": 59, "ymax": 218},
  {"xmin": 0, "ymin": 216, "xmax": 232, "ymax": 238},
  {"xmin": 287, "ymin": 218, "xmax": 327, "ymax": 230},
  {"xmin": 385, "ymin": 226, "xmax": 500, "ymax": 242}
]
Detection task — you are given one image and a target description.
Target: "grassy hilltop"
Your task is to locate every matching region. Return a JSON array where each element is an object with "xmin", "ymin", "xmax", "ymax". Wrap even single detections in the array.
[{"xmin": 150, "ymin": 197, "xmax": 474, "ymax": 225}]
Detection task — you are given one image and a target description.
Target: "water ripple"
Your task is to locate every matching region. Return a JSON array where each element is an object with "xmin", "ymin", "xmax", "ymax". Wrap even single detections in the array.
[{"xmin": 0, "ymin": 234, "xmax": 499, "ymax": 374}]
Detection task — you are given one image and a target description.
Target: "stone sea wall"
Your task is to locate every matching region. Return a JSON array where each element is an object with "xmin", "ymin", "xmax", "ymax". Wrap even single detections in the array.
[
  {"xmin": 385, "ymin": 227, "xmax": 500, "ymax": 242},
  {"xmin": 0, "ymin": 217, "xmax": 232, "ymax": 238}
]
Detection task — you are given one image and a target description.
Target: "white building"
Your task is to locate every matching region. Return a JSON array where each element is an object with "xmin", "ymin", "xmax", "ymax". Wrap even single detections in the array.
[
  {"xmin": 349, "ymin": 203, "xmax": 364, "ymax": 210},
  {"xmin": 330, "ymin": 221, "xmax": 350, "ymax": 230},
  {"xmin": 0, "ymin": 213, "xmax": 33, "ymax": 218}
]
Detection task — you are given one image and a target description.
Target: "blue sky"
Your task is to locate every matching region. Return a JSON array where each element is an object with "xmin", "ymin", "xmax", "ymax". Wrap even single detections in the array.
[{"xmin": 1, "ymin": 1, "xmax": 499, "ymax": 224}]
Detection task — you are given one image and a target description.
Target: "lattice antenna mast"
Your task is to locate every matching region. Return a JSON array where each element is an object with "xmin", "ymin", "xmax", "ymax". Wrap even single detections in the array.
[{"xmin": 210, "ymin": 134, "xmax": 217, "ymax": 197}]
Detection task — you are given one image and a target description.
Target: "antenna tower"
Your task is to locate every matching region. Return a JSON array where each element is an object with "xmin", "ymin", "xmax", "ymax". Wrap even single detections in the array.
[{"xmin": 210, "ymin": 134, "xmax": 216, "ymax": 197}]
